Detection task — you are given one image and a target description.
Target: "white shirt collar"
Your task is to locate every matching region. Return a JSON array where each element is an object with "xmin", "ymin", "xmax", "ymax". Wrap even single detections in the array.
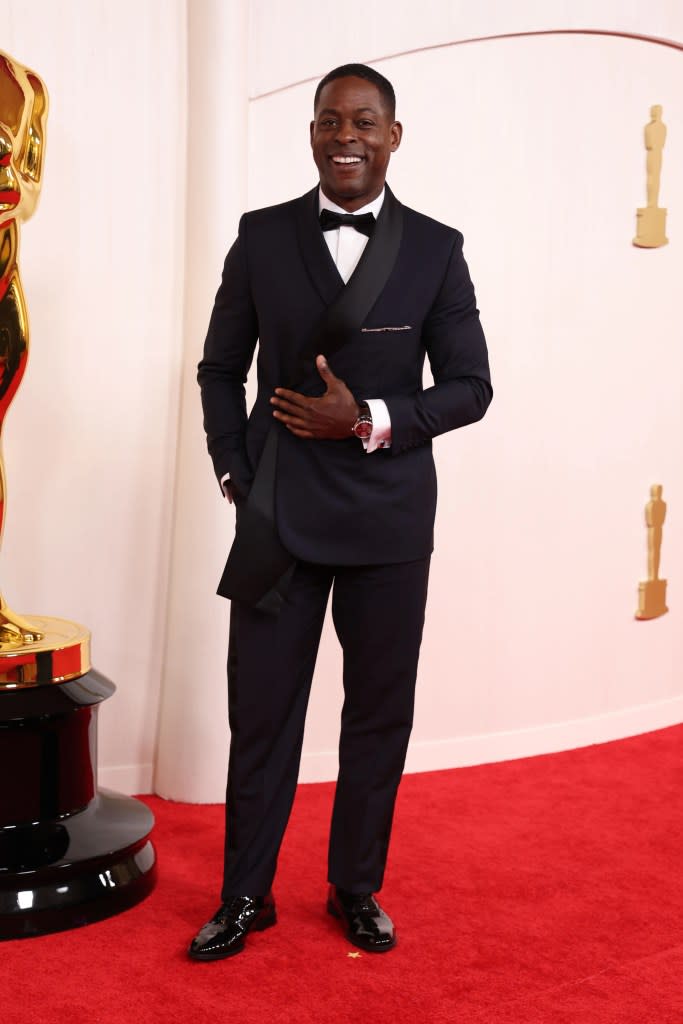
[{"xmin": 318, "ymin": 186, "xmax": 385, "ymax": 220}]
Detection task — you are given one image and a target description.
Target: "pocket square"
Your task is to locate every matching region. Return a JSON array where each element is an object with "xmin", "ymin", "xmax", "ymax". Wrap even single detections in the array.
[{"xmin": 361, "ymin": 324, "xmax": 412, "ymax": 333}]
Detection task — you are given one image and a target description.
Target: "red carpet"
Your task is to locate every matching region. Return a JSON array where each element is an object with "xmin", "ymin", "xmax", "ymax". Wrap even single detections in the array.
[{"xmin": 4, "ymin": 725, "xmax": 683, "ymax": 1023}]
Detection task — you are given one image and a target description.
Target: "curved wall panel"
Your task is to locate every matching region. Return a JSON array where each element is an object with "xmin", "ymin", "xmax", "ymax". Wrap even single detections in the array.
[
  {"xmin": 246, "ymin": 30, "xmax": 683, "ymax": 777},
  {"xmin": 248, "ymin": 0, "xmax": 683, "ymax": 98}
]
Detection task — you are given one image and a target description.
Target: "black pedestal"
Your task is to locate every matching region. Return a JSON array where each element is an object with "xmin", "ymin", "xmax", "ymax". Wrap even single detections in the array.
[{"xmin": 0, "ymin": 670, "xmax": 156, "ymax": 939}]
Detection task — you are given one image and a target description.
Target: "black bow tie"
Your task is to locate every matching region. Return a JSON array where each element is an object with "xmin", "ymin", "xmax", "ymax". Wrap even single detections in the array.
[{"xmin": 319, "ymin": 209, "xmax": 375, "ymax": 237}]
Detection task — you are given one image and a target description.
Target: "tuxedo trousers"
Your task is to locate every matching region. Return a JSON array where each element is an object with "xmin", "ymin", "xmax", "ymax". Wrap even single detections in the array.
[{"xmin": 222, "ymin": 555, "xmax": 431, "ymax": 900}]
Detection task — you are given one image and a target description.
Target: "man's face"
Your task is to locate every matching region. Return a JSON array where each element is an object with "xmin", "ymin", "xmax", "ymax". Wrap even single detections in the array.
[{"xmin": 310, "ymin": 76, "xmax": 402, "ymax": 212}]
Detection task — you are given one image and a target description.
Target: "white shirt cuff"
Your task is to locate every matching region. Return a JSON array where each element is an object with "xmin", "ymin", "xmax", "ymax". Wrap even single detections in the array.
[
  {"xmin": 220, "ymin": 472, "xmax": 231, "ymax": 497},
  {"xmin": 363, "ymin": 398, "xmax": 392, "ymax": 453}
]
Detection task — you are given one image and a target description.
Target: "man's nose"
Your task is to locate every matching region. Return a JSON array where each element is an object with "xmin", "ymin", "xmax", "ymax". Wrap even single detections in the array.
[{"xmin": 335, "ymin": 119, "xmax": 357, "ymax": 143}]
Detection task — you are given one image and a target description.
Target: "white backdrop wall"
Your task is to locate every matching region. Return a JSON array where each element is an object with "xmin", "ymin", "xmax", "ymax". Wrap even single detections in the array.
[
  {"xmin": 154, "ymin": 0, "xmax": 249, "ymax": 801},
  {"xmin": 2, "ymin": 2, "xmax": 682, "ymax": 802},
  {"xmin": 2, "ymin": 0, "xmax": 187, "ymax": 792}
]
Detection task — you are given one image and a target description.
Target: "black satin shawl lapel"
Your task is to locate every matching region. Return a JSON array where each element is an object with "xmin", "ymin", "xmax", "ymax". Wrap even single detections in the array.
[
  {"xmin": 306, "ymin": 184, "xmax": 404, "ymax": 362},
  {"xmin": 294, "ymin": 186, "xmax": 344, "ymax": 306},
  {"xmin": 296, "ymin": 186, "xmax": 403, "ymax": 366}
]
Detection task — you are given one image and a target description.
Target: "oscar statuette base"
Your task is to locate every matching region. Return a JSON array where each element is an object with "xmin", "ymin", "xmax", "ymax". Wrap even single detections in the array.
[
  {"xmin": 633, "ymin": 207, "xmax": 668, "ymax": 248},
  {"xmin": 635, "ymin": 579, "xmax": 668, "ymax": 621},
  {"xmin": 0, "ymin": 656, "xmax": 157, "ymax": 939},
  {"xmin": 0, "ymin": 614, "xmax": 90, "ymax": 686}
]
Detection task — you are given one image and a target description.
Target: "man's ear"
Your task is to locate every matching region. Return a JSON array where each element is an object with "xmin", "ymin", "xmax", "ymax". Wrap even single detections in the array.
[
  {"xmin": 310, "ymin": 120, "xmax": 315, "ymax": 146},
  {"xmin": 391, "ymin": 121, "xmax": 403, "ymax": 152}
]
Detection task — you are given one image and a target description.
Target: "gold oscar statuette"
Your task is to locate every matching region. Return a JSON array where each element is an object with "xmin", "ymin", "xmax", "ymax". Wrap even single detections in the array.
[
  {"xmin": 635, "ymin": 484, "xmax": 668, "ymax": 620},
  {"xmin": 0, "ymin": 50, "xmax": 89, "ymax": 686},
  {"xmin": 633, "ymin": 105, "xmax": 668, "ymax": 249},
  {"xmin": 0, "ymin": 51, "xmax": 156, "ymax": 942}
]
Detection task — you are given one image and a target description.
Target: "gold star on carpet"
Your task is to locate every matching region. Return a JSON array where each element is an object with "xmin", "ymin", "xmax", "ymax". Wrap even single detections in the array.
[{"xmin": 347, "ymin": 951, "xmax": 362, "ymax": 958}]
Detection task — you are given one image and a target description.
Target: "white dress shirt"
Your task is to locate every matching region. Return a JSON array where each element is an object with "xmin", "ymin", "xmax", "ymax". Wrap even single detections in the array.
[{"xmin": 222, "ymin": 187, "xmax": 393, "ymax": 496}]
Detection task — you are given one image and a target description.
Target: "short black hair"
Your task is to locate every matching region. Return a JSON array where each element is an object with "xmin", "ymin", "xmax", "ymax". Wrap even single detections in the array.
[{"xmin": 314, "ymin": 63, "xmax": 396, "ymax": 118}]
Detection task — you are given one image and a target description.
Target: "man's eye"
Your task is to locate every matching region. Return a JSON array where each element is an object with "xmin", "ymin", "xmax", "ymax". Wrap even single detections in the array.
[
  {"xmin": 358, "ymin": 121, "xmax": 375, "ymax": 128},
  {"xmin": 321, "ymin": 119, "xmax": 337, "ymax": 128}
]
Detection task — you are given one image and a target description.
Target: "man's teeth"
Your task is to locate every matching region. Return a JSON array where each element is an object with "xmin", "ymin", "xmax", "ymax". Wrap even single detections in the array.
[{"xmin": 332, "ymin": 156, "xmax": 362, "ymax": 163}]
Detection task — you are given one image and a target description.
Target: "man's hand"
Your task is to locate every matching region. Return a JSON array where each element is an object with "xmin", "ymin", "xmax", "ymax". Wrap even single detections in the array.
[{"xmin": 270, "ymin": 355, "xmax": 360, "ymax": 439}]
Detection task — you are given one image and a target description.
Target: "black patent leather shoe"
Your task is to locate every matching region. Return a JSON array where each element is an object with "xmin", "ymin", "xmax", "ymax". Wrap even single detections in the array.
[
  {"xmin": 188, "ymin": 893, "xmax": 276, "ymax": 961},
  {"xmin": 327, "ymin": 885, "xmax": 396, "ymax": 952}
]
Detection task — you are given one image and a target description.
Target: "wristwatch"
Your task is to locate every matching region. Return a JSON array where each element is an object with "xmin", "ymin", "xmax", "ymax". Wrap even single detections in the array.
[{"xmin": 352, "ymin": 402, "xmax": 373, "ymax": 440}]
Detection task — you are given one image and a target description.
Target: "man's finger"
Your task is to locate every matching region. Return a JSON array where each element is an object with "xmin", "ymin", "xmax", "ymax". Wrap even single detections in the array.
[
  {"xmin": 286, "ymin": 425, "xmax": 315, "ymax": 438},
  {"xmin": 273, "ymin": 410, "xmax": 312, "ymax": 430},
  {"xmin": 271, "ymin": 395, "xmax": 311, "ymax": 417},
  {"xmin": 270, "ymin": 395, "xmax": 311, "ymax": 415},
  {"xmin": 273, "ymin": 387, "xmax": 310, "ymax": 409},
  {"xmin": 316, "ymin": 354, "xmax": 337, "ymax": 384}
]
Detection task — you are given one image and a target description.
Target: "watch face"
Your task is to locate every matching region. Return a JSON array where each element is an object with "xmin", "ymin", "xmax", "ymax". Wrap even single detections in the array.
[{"xmin": 354, "ymin": 418, "xmax": 373, "ymax": 439}]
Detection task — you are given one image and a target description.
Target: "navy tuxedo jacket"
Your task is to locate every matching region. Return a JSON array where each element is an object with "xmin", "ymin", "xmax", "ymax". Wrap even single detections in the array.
[{"xmin": 198, "ymin": 184, "xmax": 492, "ymax": 572}]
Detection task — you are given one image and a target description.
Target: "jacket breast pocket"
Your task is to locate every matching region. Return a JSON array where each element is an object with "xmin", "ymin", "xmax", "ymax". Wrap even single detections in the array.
[{"xmin": 361, "ymin": 325, "xmax": 413, "ymax": 334}]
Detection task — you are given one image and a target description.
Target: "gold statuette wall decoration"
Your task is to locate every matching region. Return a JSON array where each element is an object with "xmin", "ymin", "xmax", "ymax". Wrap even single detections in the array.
[
  {"xmin": 635, "ymin": 484, "xmax": 668, "ymax": 620},
  {"xmin": 633, "ymin": 105, "xmax": 668, "ymax": 249},
  {"xmin": 0, "ymin": 50, "xmax": 89, "ymax": 685}
]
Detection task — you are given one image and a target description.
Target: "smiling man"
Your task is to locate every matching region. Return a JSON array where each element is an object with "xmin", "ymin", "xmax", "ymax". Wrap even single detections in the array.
[{"xmin": 191, "ymin": 63, "xmax": 492, "ymax": 961}]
